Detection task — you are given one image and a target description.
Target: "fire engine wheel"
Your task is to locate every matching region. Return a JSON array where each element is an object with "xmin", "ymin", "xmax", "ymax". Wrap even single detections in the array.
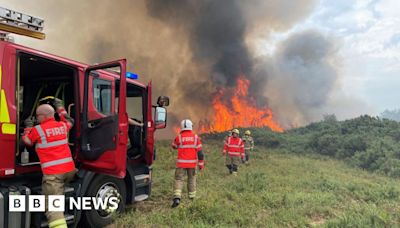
[{"xmin": 83, "ymin": 174, "xmax": 127, "ymax": 227}]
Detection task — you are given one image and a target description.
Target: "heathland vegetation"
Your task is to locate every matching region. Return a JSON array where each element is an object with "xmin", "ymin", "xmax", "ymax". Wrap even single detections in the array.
[{"xmin": 116, "ymin": 115, "xmax": 400, "ymax": 227}]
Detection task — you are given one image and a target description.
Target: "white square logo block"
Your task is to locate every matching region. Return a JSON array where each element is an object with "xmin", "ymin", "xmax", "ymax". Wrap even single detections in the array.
[
  {"xmin": 48, "ymin": 195, "xmax": 65, "ymax": 212},
  {"xmin": 9, "ymin": 195, "xmax": 25, "ymax": 212},
  {"xmin": 29, "ymin": 195, "xmax": 45, "ymax": 212}
]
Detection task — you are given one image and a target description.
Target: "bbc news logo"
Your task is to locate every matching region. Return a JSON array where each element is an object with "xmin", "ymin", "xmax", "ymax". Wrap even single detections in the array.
[{"xmin": 9, "ymin": 195, "xmax": 119, "ymax": 212}]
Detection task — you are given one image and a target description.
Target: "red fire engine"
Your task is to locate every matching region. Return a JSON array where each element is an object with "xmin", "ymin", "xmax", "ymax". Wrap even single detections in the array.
[{"xmin": 0, "ymin": 7, "xmax": 169, "ymax": 227}]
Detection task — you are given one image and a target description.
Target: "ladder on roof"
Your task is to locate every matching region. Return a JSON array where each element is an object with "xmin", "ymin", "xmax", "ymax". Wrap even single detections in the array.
[{"xmin": 0, "ymin": 6, "xmax": 45, "ymax": 40}]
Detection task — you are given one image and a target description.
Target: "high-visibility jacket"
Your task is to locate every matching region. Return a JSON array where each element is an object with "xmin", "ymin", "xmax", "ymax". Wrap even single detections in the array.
[
  {"xmin": 22, "ymin": 109, "xmax": 75, "ymax": 175},
  {"xmin": 223, "ymin": 136, "xmax": 244, "ymax": 157},
  {"xmin": 171, "ymin": 130, "xmax": 204, "ymax": 168}
]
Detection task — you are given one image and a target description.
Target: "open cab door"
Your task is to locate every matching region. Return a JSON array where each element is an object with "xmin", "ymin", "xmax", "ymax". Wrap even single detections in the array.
[{"xmin": 79, "ymin": 60, "xmax": 128, "ymax": 178}]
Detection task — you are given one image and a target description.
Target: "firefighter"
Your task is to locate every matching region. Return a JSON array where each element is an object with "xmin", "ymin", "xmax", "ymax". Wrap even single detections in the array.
[
  {"xmin": 171, "ymin": 119, "xmax": 204, "ymax": 208},
  {"xmin": 223, "ymin": 128, "xmax": 244, "ymax": 175},
  {"xmin": 22, "ymin": 99, "xmax": 76, "ymax": 228},
  {"xmin": 242, "ymin": 130, "xmax": 254, "ymax": 164}
]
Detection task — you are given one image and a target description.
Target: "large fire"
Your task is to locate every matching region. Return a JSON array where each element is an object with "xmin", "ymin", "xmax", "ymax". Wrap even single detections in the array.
[{"xmin": 198, "ymin": 75, "xmax": 283, "ymax": 133}]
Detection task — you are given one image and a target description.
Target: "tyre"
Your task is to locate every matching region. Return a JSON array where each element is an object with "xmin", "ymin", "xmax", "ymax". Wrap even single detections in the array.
[{"xmin": 83, "ymin": 174, "xmax": 126, "ymax": 228}]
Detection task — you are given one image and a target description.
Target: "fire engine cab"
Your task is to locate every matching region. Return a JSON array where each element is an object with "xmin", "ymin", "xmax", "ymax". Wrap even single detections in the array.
[{"xmin": 0, "ymin": 7, "xmax": 169, "ymax": 227}]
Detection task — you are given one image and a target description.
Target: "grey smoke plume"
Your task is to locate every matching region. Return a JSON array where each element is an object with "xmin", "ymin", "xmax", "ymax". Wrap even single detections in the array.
[
  {"xmin": 262, "ymin": 31, "xmax": 340, "ymax": 126},
  {"xmin": 146, "ymin": 0, "xmax": 319, "ymax": 94},
  {"xmin": 3, "ymin": 0, "xmax": 359, "ymax": 135}
]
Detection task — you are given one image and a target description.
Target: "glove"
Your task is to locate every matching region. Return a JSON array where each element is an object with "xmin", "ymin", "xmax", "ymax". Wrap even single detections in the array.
[
  {"xmin": 52, "ymin": 98, "xmax": 64, "ymax": 110},
  {"xmin": 198, "ymin": 160, "xmax": 204, "ymax": 170},
  {"xmin": 24, "ymin": 117, "xmax": 34, "ymax": 128}
]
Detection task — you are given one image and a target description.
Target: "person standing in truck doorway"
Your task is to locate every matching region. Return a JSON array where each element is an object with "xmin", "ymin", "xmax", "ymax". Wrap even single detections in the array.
[
  {"xmin": 22, "ymin": 98, "xmax": 76, "ymax": 228},
  {"xmin": 171, "ymin": 119, "xmax": 204, "ymax": 208}
]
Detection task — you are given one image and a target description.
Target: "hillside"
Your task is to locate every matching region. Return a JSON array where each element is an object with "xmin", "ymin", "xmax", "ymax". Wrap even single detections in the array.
[
  {"xmin": 203, "ymin": 115, "xmax": 400, "ymax": 178},
  {"xmin": 115, "ymin": 137, "xmax": 400, "ymax": 227}
]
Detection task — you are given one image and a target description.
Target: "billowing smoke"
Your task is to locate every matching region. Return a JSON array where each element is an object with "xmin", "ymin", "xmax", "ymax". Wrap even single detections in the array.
[
  {"xmin": 262, "ymin": 31, "xmax": 340, "ymax": 126},
  {"xmin": 145, "ymin": 0, "xmax": 337, "ymax": 128},
  {"xmin": 3, "ymin": 0, "xmax": 362, "ymax": 136}
]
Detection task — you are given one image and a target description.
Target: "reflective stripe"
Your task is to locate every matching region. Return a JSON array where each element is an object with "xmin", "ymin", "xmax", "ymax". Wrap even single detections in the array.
[
  {"xmin": 0, "ymin": 88, "xmax": 10, "ymax": 123},
  {"xmin": 178, "ymin": 145, "xmax": 198, "ymax": 149},
  {"xmin": 189, "ymin": 191, "xmax": 196, "ymax": 198},
  {"xmin": 197, "ymin": 144, "xmax": 202, "ymax": 148},
  {"xmin": 245, "ymin": 147, "xmax": 251, "ymax": 150},
  {"xmin": 174, "ymin": 189, "xmax": 182, "ymax": 197},
  {"xmin": 2, "ymin": 123, "xmax": 16, "ymax": 134},
  {"xmin": 228, "ymin": 152, "xmax": 241, "ymax": 156},
  {"xmin": 41, "ymin": 157, "xmax": 73, "ymax": 169},
  {"xmin": 178, "ymin": 134, "xmax": 182, "ymax": 145},
  {"xmin": 198, "ymin": 162, "xmax": 204, "ymax": 165},
  {"xmin": 177, "ymin": 159, "xmax": 198, "ymax": 163},
  {"xmin": 0, "ymin": 90, "xmax": 10, "ymax": 122},
  {"xmin": 48, "ymin": 218, "xmax": 67, "ymax": 228},
  {"xmin": 35, "ymin": 125, "xmax": 47, "ymax": 144},
  {"xmin": 36, "ymin": 139, "xmax": 68, "ymax": 149},
  {"xmin": 228, "ymin": 145, "xmax": 242, "ymax": 148}
]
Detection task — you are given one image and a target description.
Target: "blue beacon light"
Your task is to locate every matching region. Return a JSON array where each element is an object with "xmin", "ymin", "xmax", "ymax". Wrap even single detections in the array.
[{"xmin": 126, "ymin": 72, "xmax": 138, "ymax": 79}]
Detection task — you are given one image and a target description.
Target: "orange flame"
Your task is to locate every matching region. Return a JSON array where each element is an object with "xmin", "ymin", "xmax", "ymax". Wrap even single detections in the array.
[{"xmin": 199, "ymin": 75, "xmax": 283, "ymax": 133}]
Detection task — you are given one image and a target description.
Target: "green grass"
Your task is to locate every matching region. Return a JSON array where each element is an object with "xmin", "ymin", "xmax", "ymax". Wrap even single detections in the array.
[{"xmin": 115, "ymin": 140, "xmax": 400, "ymax": 227}]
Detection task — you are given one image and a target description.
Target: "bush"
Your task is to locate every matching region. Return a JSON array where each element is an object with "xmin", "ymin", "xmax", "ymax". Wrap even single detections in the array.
[{"xmin": 240, "ymin": 115, "xmax": 400, "ymax": 178}]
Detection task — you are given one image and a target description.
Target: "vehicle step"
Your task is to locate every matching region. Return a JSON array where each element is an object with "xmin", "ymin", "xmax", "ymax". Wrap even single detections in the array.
[
  {"xmin": 31, "ymin": 186, "xmax": 74, "ymax": 194},
  {"xmin": 134, "ymin": 174, "xmax": 150, "ymax": 181},
  {"xmin": 134, "ymin": 194, "xmax": 149, "ymax": 202}
]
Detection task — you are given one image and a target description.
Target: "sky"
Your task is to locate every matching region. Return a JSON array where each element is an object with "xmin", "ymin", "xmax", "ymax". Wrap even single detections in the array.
[
  {"xmin": 256, "ymin": 0, "xmax": 400, "ymax": 115},
  {"xmin": 2, "ymin": 0, "xmax": 400, "ymax": 125}
]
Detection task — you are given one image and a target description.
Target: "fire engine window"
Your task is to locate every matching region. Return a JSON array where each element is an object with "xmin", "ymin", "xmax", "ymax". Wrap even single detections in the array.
[
  {"xmin": 115, "ymin": 82, "xmax": 144, "ymax": 120},
  {"xmin": 127, "ymin": 97, "xmax": 143, "ymax": 121},
  {"xmin": 93, "ymin": 78, "xmax": 112, "ymax": 115}
]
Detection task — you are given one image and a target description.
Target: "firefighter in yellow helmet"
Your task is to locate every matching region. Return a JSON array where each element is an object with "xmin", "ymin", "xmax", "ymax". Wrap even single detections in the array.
[
  {"xmin": 242, "ymin": 130, "xmax": 254, "ymax": 164},
  {"xmin": 223, "ymin": 129, "xmax": 244, "ymax": 174}
]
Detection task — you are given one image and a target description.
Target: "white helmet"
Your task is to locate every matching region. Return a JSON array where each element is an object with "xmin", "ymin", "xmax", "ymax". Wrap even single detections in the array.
[{"xmin": 180, "ymin": 119, "xmax": 193, "ymax": 131}]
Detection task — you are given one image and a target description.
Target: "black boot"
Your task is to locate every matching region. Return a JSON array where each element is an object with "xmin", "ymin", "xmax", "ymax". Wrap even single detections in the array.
[
  {"xmin": 226, "ymin": 165, "xmax": 232, "ymax": 174},
  {"xmin": 171, "ymin": 198, "xmax": 180, "ymax": 208},
  {"xmin": 232, "ymin": 165, "xmax": 238, "ymax": 173}
]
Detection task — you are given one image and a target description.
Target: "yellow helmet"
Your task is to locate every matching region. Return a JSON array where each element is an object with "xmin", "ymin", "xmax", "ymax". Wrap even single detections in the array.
[
  {"xmin": 232, "ymin": 129, "xmax": 239, "ymax": 134},
  {"xmin": 245, "ymin": 130, "xmax": 251, "ymax": 135}
]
